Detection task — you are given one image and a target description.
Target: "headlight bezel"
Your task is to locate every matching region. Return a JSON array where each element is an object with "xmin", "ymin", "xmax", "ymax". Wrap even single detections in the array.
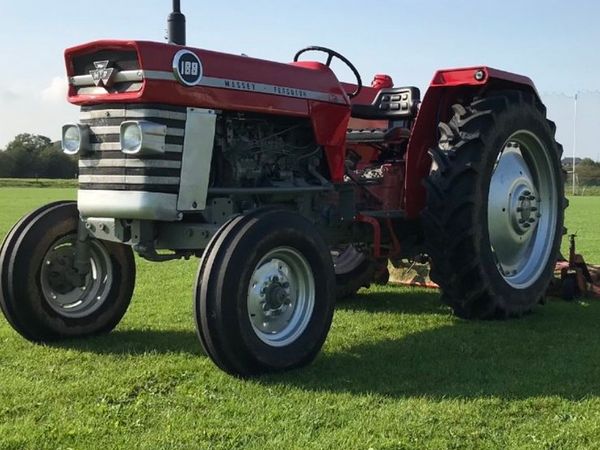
[
  {"xmin": 120, "ymin": 121, "xmax": 167, "ymax": 155},
  {"xmin": 61, "ymin": 124, "xmax": 90, "ymax": 155}
]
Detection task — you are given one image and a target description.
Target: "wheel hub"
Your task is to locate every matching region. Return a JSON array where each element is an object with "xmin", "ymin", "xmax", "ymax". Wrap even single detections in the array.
[
  {"xmin": 509, "ymin": 184, "xmax": 540, "ymax": 235},
  {"xmin": 263, "ymin": 277, "xmax": 292, "ymax": 315},
  {"xmin": 249, "ymin": 262, "xmax": 295, "ymax": 332},
  {"xmin": 40, "ymin": 235, "xmax": 113, "ymax": 317},
  {"xmin": 487, "ymin": 133, "xmax": 558, "ymax": 288},
  {"xmin": 247, "ymin": 247, "xmax": 315, "ymax": 347},
  {"xmin": 45, "ymin": 247, "xmax": 83, "ymax": 295}
]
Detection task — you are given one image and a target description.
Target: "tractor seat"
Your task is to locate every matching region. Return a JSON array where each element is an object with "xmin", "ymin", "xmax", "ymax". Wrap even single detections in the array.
[
  {"xmin": 346, "ymin": 126, "xmax": 410, "ymax": 144},
  {"xmin": 351, "ymin": 87, "xmax": 420, "ymax": 120}
]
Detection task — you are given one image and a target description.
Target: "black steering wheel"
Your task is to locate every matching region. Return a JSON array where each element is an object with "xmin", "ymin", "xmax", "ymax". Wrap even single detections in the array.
[{"xmin": 293, "ymin": 46, "xmax": 363, "ymax": 99}]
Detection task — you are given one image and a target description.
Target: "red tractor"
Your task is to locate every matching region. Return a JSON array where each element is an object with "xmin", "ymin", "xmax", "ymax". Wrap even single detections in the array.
[{"xmin": 0, "ymin": 2, "xmax": 566, "ymax": 376}]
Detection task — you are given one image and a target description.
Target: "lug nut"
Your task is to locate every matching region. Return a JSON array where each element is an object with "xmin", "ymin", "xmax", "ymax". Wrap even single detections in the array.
[
  {"xmin": 519, "ymin": 196, "xmax": 525, "ymax": 201},
  {"xmin": 528, "ymin": 218, "xmax": 536, "ymax": 223},
  {"xmin": 530, "ymin": 207, "xmax": 538, "ymax": 212},
  {"xmin": 523, "ymin": 223, "xmax": 531, "ymax": 228},
  {"xmin": 518, "ymin": 219, "xmax": 526, "ymax": 224},
  {"xmin": 528, "ymin": 196, "xmax": 536, "ymax": 201}
]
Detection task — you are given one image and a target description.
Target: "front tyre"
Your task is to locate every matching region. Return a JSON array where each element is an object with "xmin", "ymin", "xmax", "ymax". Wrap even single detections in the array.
[
  {"xmin": 331, "ymin": 245, "xmax": 375, "ymax": 300},
  {"xmin": 424, "ymin": 91, "xmax": 566, "ymax": 319},
  {"xmin": 194, "ymin": 209, "xmax": 336, "ymax": 377},
  {"xmin": 0, "ymin": 202, "xmax": 135, "ymax": 341}
]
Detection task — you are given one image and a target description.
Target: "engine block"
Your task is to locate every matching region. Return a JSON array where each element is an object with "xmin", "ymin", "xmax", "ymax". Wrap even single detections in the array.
[{"xmin": 212, "ymin": 113, "xmax": 321, "ymax": 188}]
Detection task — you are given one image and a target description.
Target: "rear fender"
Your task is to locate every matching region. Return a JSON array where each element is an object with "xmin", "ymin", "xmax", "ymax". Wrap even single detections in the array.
[{"xmin": 403, "ymin": 66, "xmax": 541, "ymax": 219}]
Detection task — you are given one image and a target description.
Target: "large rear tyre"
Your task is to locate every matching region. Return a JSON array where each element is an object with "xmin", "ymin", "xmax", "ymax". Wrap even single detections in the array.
[
  {"xmin": 0, "ymin": 202, "xmax": 136, "ymax": 341},
  {"xmin": 194, "ymin": 209, "xmax": 336, "ymax": 377},
  {"xmin": 424, "ymin": 91, "xmax": 566, "ymax": 319}
]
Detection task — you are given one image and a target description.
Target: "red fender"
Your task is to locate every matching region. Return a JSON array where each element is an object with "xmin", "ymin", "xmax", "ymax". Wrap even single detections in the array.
[{"xmin": 403, "ymin": 66, "xmax": 541, "ymax": 219}]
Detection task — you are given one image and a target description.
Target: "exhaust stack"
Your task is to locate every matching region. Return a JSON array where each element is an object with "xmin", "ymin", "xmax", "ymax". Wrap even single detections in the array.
[{"xmin": 168, "ymin": 0, "xmax": 186, "ymax": 45}]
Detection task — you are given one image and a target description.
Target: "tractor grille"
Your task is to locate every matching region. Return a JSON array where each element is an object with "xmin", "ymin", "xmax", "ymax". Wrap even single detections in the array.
[
  {"xmin": 70, "ymin": 50, "xmax": 143, "ymax": 95},
  {"xmin": 78, "ymin": 103, "xmax": 187, "ymax": 194}
]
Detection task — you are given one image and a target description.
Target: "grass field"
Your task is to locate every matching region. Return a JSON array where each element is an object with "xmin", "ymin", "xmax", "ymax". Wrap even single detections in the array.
[
  {"xmin": 560, "ymin": 197, "xmax": 600, "ymax": 263},
  {"xmin": 1, "ymin": 188, "xmax": 600, "ymax": 449}
]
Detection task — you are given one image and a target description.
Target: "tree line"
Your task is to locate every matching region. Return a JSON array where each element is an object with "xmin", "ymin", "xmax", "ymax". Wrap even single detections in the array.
[
  {"xmin": 0, "ymin": 134, "xmax": 77, "ymax": 179},
  {"xmin": 574, "ymin": 158, "xmax": 600, "ymax": 186}
]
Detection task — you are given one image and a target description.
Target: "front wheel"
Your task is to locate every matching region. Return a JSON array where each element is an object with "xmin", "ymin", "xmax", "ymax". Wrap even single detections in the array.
[
  {"xmin": 332, "ymin": 245, "xmax": 375, "ymax": 299},
  {"xmin": 0, "ymin": 202, "xmax": 136, "ymax": 341},
  {"xmin": 332, "ymin": 246, "xmax": 389, "ymax": 299},
  {"xmin": 423, "ymin": 91, "xmax": 566, "ymax": 319},
  {"xmin": 194, "ymin": 209, "xmax": 336, "ymax": 377}
]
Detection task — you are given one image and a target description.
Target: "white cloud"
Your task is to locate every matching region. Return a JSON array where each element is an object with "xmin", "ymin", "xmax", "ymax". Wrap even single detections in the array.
[
  {"xmin": 41, "ymin": 76, "xmax": 68, "ymax": 103},
  {"xmin": 0, "ymin": 82, "xmax": 78, "ymax": 147}
]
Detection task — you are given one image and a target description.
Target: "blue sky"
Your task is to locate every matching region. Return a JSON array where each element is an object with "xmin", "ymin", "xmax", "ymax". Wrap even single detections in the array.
[{"xmin": 1, "ymin": 0, "xmax": 599, "ymax": 159}]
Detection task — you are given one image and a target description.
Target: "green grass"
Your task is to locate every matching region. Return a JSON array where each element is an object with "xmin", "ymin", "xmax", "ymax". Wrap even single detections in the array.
[
  {"xmin": 560, "ymin": 197, "xmax": 600, "ymax": 264},
  {"xmin": 1, "ymin": 188, "xmax": 600, "ymax": 449}
]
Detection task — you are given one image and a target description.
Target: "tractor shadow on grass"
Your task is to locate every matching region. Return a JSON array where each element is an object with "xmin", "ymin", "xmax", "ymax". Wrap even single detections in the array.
[
  {"xmin": 52, "ymin": 287, "xmax": 445, "ymax": 356},
  {"xmin": 336, "ymin": 287, "xmax": 448, "ymax": 315},
  {"xmin": 50, "ymin": 329, "xmax": 203, "ymax": 356},
  {"xmin": 264, "ymin": 296, "xmax": 600, "ymax": 400}
]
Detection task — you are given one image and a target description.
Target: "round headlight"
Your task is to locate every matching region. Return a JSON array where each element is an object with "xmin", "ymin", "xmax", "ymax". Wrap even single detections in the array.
[
  {"xmin": 62, "ymin": 125, "xmax": 81, "ymax": 155},
  {"xmin": 121, "ymin": 123, "xmax": 142, "ymax": 153}
]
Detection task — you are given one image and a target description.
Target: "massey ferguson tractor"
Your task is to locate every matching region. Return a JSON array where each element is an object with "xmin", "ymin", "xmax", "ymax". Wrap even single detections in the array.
[{"xmin": 0, "ymin": 2, "xmax": 566, "ymax": 376}]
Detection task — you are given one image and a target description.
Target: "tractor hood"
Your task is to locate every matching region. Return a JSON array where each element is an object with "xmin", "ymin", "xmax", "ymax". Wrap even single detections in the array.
[{"xmin": 64, "ymin": 40, "xmax": 349, "ymax": 117}]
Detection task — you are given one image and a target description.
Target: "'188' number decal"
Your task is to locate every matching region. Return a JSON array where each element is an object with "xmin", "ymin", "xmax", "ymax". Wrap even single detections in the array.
[
  {"xmin": 181, "ymin": 61, "xmax": 199, "ymax": 76},
  {"xmin": 173, "ymin": 50, "xmax": 203, "ymax": 86}
]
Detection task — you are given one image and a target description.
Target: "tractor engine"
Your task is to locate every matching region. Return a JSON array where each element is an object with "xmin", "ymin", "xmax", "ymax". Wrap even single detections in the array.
[{"xmin": 211, "ymin": 113, "xmax": 321, "ymax": 189}]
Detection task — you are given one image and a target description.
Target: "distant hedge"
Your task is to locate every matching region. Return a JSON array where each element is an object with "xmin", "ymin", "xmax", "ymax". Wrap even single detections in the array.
[
  {"xmin": 0, "ymin": 133, "xmax": 77, "ymax": 179},
  {"xmin": 0, "ymin": 178, "xmax": 78, "ymax": 188}
]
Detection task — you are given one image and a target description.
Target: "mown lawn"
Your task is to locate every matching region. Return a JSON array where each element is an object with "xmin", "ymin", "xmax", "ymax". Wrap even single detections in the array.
[
  {"xmin": 560, "ymin": 197, "xmax": 600, "ymax": 263},
  {"xmin": 1, "ymin": 188, "xmax": 599, "ymax": 449}
]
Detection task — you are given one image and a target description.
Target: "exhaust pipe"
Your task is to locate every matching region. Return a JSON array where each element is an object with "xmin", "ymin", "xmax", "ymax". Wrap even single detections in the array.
[{"xmin": 168, "ymin": 0, "xmax": 186, "ymax": 45}]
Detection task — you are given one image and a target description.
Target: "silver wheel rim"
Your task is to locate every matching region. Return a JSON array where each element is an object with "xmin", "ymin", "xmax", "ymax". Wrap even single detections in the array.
[
  {"xmin": 40, "ymin": 235, "xmax": 113, "ymax": 318},
  {"xmin": 247, "ymin": 246, "xmax": 315, "ymax": 347},
  {"xmin": 331, "ymin": 245, "xmax": 366, "ymax": 275},
  {"xmin": 487, "ymin": 130, "xmax": 559, "ymax": 288}
]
